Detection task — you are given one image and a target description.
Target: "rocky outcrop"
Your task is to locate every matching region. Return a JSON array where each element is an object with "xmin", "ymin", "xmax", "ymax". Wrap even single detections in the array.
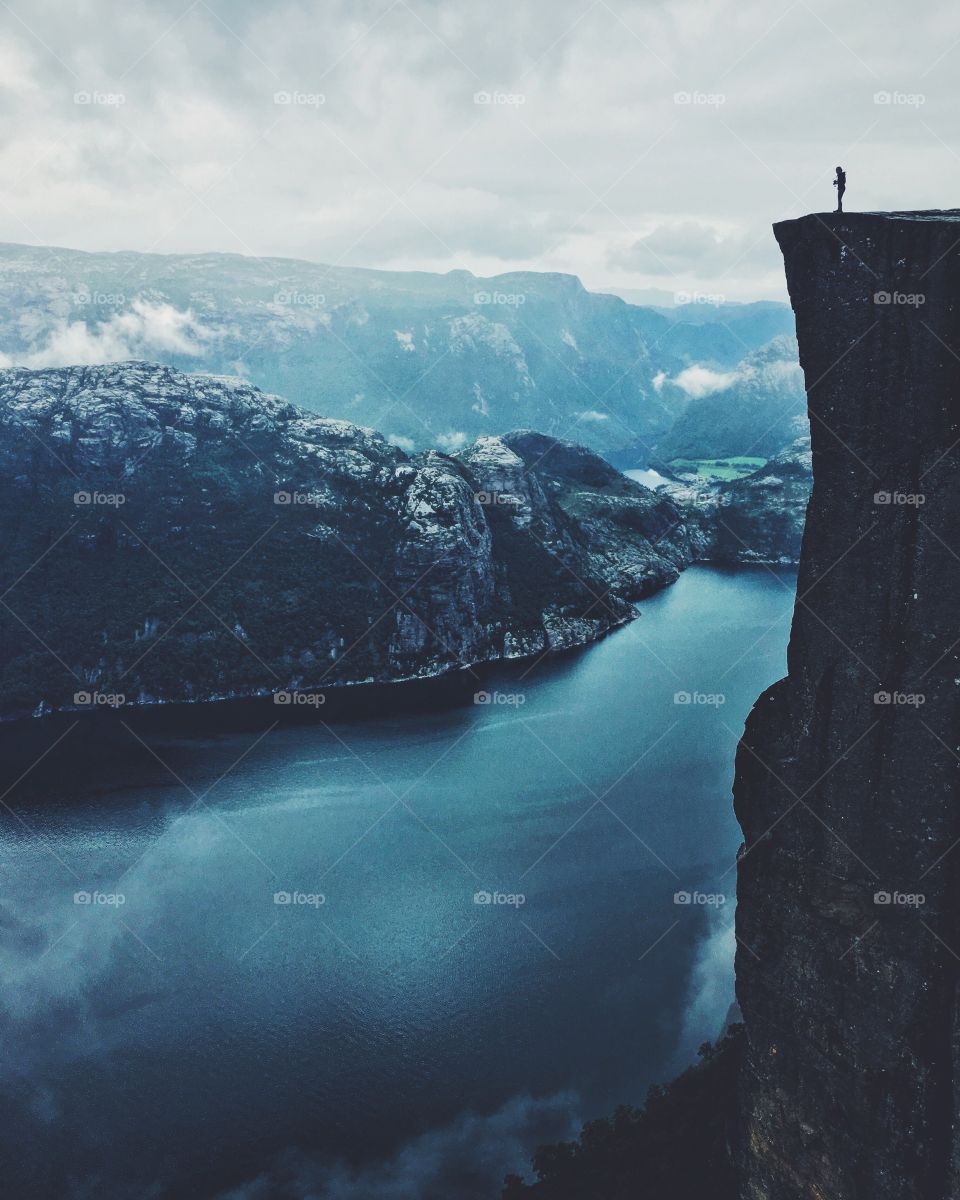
[
  {"xmin": 0, "ymin": 362, "xmax": 699, "ymax": 719},
  {"xmin": 710, "ymin": 437, "xmax": 810, "ymax": 564},
  {"xmin": 735, "ymin": 212, "xmax": 960, "ymax": 1200},
  {"xmin": 502, "ymin": 1026, "xmax": 744, "ymax": 1200},
  {"xmin": 459, "ymin": 431, "xmax": 707, "ymax": 597}
]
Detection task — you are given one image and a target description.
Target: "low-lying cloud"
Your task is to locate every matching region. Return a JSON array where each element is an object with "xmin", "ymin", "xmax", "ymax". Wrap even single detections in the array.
[
  {"xmin": 672, "ymin": 901, "xmax": 737, "ymax": 1071},
  {"xmin": 0, "ymin": 300, "xmax": 212, "ymax": 369},
  {"xmin": 218, "ymin": 1091, "xmax": 582, "ymax": 1200},
  {"xmin": 672, "ymin": 365, "xmax": 738, "ymax": 399},
  {"xmin": 436, "ymin": 430, "xmax": 469, "ymax": 452}
]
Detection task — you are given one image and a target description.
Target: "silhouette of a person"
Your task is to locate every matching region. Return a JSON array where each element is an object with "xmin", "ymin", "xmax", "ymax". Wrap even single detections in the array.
[{"xmin": 833, "ymin": 166, "xmax": 846, "ymax": 213}]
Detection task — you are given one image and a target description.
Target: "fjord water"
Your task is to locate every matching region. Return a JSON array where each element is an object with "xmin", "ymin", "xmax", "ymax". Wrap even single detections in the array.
[{"xmin": 1, "ymin": 565, "xmax": 795, "ymax": 1199}]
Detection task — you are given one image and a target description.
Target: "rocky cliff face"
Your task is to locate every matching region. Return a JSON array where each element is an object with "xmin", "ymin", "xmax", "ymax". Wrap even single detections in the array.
[
  {"xmin": 0, "ymin": 362, "xmax": 700, "ymax": 719},
  {"xmin": 459, "ymin": 430, "xmax": 708, "ymax": 598},
  {"xmin": 736, "ymin": 212, "xmax": 960, "ymax": 1199}
]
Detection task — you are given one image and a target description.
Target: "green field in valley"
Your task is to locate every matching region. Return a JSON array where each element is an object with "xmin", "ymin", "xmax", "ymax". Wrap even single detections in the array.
[{"xmin": 669, "ymin": 456, "xmax": 767, "ymax": 481}]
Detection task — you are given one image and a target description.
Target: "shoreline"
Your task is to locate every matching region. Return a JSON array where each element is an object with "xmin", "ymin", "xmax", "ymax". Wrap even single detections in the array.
[
  {"xmin": 0, "ymin": 562, "xmax": 797, "ymax": 793},
  {"xmin": 4, "ymin": 558, "xmax": 798, "ymax": 732},
  {"xmin": 0, "ymin": 611, "xmax": 633, "ymax": 792}
]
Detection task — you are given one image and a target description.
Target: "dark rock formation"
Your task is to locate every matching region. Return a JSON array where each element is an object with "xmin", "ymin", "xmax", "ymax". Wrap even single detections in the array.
[
  {"xmin": 0, "ymin": 362, "xmax": 700, "ymax": 720},
  {"xmin": 460, "ymin": 430, "xmax": 709, "ymax": 598},
  {"xmin": 736, "ymin": 212, "xmax": 960, "ymax": 1199}
]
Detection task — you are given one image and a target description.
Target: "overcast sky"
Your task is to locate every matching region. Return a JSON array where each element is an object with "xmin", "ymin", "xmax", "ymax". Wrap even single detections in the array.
[{"xmin": 0, "ymin": 0, "xmax": 956, "ymax": 300}]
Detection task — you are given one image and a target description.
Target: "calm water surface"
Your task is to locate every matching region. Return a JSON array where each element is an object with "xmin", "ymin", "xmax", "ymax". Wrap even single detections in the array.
[{"xmin": 0, "ymin": 565, "xmax": 796, "ymax": 1199}]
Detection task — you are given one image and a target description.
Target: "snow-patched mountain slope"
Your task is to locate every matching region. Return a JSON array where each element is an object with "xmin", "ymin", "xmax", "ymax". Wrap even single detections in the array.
[{"xmin": 0, "ymin": 362, "xmax": 702, "ymax": 718}]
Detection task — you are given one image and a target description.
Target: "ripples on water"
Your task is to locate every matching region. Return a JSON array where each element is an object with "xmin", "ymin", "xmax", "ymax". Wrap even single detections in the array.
[{"xmin": 0, "ymin": 565, "xmax": 796, "ymax": 1199}]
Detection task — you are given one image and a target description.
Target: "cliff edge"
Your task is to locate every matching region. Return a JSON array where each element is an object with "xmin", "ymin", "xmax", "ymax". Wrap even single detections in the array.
[{"xmin": 736, "ymin": 212, "xmax": 960, "ymax": 1199}]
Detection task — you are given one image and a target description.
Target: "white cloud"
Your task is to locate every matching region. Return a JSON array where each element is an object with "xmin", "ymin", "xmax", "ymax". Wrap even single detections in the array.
[
  {"xmin": 0, "ymin": 36, "xmax": 39, "ymax": 93},
  {"xmin": 0, "ymin": 0, "xmax": 953, "ymax": 301},
  {"xmin": 387, "ymin": 433, "xmax": 416, "ymax": 452},
  {"xmin": 672, "ymin": 365, "xmax": 737, "ymax": 399},
  {"xmin": 216, "ymin": 1091, "xmax": 581, "ymax": 1200},
  {"xmin": 672, "ymin": 902, "xmax": 736, "ymax": 1069},
  {"xmin": 575, "ymin": 409, "xmax": 609, "ymax": 423},
  {"xmin": 3, "ymin": 300, "xmax": 212, "ymax": 369},
  {"xmin": 436, "ymin": 430, "xmax": 469, "ymax": 452}
]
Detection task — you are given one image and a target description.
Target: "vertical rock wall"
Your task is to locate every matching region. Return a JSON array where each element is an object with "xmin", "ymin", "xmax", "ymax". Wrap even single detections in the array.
[{"xmin": 736, "ymin": 212, "xmax": 960, "ymax": 1200}]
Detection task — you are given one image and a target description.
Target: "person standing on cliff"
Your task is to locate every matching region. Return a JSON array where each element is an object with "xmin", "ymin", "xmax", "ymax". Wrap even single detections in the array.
[{"xmin": 833, "ymin": 165, "xmax": 846, "ymax": 212}]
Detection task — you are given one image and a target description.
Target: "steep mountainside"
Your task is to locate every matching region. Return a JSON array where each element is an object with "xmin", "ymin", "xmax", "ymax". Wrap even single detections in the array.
[
  {"xmin": 0, "ymin": 242, "xmax": 792, "ymax": 460},
  {"xmin": 736, "ymin": 212, "xmax": 960, "ymax": 1200},
  {"xmin": 653, "ymin": 336, "xmax": 806, "ymax": 463},
  {"xmin": 0, "ymin": 362, "xmax": 701, "ymax": 720}
]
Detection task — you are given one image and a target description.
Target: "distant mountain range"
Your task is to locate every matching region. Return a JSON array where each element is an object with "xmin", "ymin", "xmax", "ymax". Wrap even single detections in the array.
[{"xmin": 0, "ymin": 243, "xmax": 798, "ymax": 464}]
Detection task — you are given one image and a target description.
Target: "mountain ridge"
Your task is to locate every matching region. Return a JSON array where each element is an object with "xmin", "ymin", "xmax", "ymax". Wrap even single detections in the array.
[
  {"xmin": 0, "ymin": 360, "xmax": 704, "ymax": 722},
  {"xmin": 0, "ymin": 241, "xmax": 796, "ymax": 461}
]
